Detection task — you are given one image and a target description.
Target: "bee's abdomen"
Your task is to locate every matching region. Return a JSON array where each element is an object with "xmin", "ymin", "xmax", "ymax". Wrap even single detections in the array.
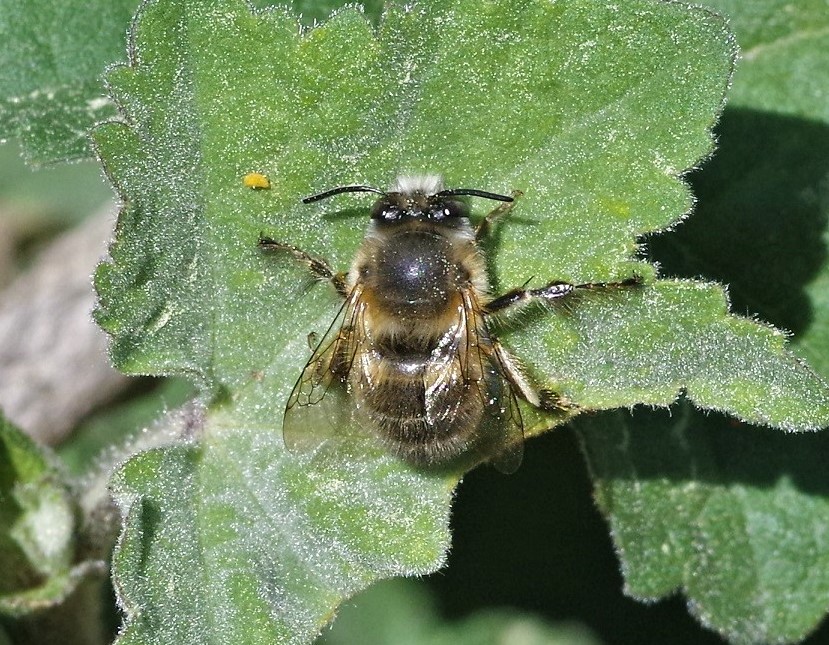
[{"xmin": 354, "ymin": 353, "xmax": 485, "ymax": 464}]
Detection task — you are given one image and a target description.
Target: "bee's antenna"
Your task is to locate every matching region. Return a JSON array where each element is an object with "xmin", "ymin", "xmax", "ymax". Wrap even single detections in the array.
[
  {"xmin": 435, "ymin": 188, "xmax": 514, "ymax": 203},
  {"xmin": 302, "ymin": 185, "xmax": 386, "ymax": 204}
]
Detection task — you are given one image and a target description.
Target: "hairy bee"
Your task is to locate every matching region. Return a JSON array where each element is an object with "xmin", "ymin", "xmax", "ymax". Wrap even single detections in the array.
[{"xmin": 260, "ymin": 175, "xmax": 638, "ymax": 472}]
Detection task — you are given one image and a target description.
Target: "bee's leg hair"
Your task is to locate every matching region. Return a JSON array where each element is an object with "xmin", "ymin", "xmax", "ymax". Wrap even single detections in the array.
[
  {"xmin": 475, "ymin": 189, "xmax": 524, "ymax": 241},
  {"xmin": 537, "ymin": 388, "xmax": 577, "ymax": 413},
  {"xmin": 258, "ymin": 235, "xmax": 348, "ymax": 297},
  {"xmin": 493, "ymin": 341, "xmax": 576, "ymax": 413},
  {"xmin": 484, "ymin": 275, "xmax": 642, "ymax": 315}
]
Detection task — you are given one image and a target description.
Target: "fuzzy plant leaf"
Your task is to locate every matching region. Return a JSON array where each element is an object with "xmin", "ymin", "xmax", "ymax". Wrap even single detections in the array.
[
  {"xmin": 91, "ymin": 0, "xmax": 828, "ymax": 643},
  {"xmin": 577, "ymin": 406, "xmax": 829, "ymax": 645},
  {"xmin": 648, "ymin": 0, "xmax": 829, "ymax": 366},
  {"xmin": 0, "ymin": 0, "xmax": 376, "ymax": 167},
  {"xmin": 585, "ymin": 0, "xmax": 829, "ymax": 642},
  {"xmin": 0, "ymin": 414, "xmax": 102, "ymax": 618},
  {"xmin": 110, "ymin": 408, "xmax": 452, "ymax": 645},
  {"xmin": 0, "ymin": 1, "xmax": 138, "ymax": 165}
]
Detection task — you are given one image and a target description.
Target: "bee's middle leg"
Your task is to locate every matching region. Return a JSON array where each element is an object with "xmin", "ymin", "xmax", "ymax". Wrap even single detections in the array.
[
  {"xmin": 258, "ymin": 236, "xmax": 348, "ymax": 297},
  {"xmin": 485, "ymin": 275, "xmax": 642, "ymax": 412},
  {"xmin": 484, "ymin": 275, "xmax": 642, "ymax": 314}
]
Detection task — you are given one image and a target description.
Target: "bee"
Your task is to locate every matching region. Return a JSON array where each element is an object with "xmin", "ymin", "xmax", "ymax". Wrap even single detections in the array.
[{"xmin": 260, "ymin": 175, "xmax": 639, "ymax": 472}]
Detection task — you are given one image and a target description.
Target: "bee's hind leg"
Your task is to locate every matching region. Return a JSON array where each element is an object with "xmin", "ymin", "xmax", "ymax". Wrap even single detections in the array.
[
  {"xmin": 258, "ymin": 235, "xmax": 348, "ymax": 297},
  {"xmin": 493, "ymin": 340, "xmax": 577, "ymax": 414}
]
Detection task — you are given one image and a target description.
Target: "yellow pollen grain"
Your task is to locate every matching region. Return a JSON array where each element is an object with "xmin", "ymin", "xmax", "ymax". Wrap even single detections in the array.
[{"xmin": 243, "ymin": 172, "xmax": 271, "ymax": 189}]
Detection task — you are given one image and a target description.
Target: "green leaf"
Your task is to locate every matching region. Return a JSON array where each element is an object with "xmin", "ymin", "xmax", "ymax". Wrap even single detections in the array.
[
  {"xmin": 649, "ymin": 0, "xmax": 829, "ymax": 357},
  {"xmin": 600, "ymin": 2, "xmax": 829, "ymax": 641},
  {"xmin": 93, "ymin": 0, "xmax": 743, "ymax": 387},
  {"xmin": 0, "ymin": 413, "xmax": 102, "ymax": 618},
  {"xmin": 577, "ymin": 405, "xmax": 829, "ymax": 645},
  {"xmin": 511, "ymin": 279, "xmax": 829, "ymax": 435},
  {"xmin": 692, "ymin": 0, "xmax": 829, "ymax": 378},
  {"xmin": 90, "ymin": 0, "xmax": 826, "ymax": 642},
  {"xmin": 0, "ymin": 1, "xmax": 139, "ymax": 165},
  {"xmin": 0, "ymin": 0, "xmax": 382, "ymax": 167},
  {"xmin": 110, "ymin": 408, "xmax": 452, "ymax": 644}
]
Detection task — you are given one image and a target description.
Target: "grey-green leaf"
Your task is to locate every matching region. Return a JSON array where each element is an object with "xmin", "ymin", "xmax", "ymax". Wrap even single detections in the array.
[
  {"xmin": 0, "ymin": 1, "xmax": 138, "ymax": 165},
  {"xmin": 510, "ymin": 279, "xmax": 829, "ymax": 435},
  {"xmin": 0, "ymin": 413, "xmax": 100, "ymax": 618},
  {"xmin": 94, "ymin": 0, "xmax": 742, "ymax": 391},
  {"xmin": 110, "ymin": 407, "xmax": 452, "ymax": 645},
  {"xmin": 90, "ymin": 0, "xmax": 826, "ymax": 643},
  {"xmin": 603, "ymin": 1, "xmax": 829, "ymax": 641},
  {"xmin": 577, "ymin": 405, "xmax": 829, "ymax": 645}
]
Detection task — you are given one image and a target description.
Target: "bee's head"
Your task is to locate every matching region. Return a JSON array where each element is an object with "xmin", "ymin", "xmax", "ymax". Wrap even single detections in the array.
[
  {"xmin": 302, "ymin": 175, "xmax": 513, "ymax": 224},
  {"xmin": 369, "ymin": 190, "xmax": 469, "ymax": 223}
]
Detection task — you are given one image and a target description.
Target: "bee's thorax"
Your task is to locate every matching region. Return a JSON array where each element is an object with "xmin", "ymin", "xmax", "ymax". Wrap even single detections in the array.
[{"xmin": 350, "ymin": 221, "xmax": 487, "ymax": 325}]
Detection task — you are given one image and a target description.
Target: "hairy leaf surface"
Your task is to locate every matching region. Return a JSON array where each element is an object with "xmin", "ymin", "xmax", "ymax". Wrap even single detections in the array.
[{"xmin": 92, "ymin": 0, "xmax": 827, "ymax": 642}]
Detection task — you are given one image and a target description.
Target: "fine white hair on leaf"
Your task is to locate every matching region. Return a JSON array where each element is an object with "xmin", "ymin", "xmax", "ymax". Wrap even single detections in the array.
[{"xmin": 392, "ymin": 174, "xmax": 444, "ymax": 196}]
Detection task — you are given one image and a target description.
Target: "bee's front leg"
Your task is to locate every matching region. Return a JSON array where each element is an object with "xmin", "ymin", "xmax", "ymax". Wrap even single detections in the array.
[
  {"xmin": 258, "ymin": 236, "xmax": 348, "ymax": 298},
  {"xmin": 475, "ymin": 189, "xmax": 524, "ymax": 241}
]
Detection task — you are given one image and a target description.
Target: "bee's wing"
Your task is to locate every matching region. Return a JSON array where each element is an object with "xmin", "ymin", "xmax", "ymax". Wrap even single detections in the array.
[
  {"xmin": 426, "ymin": 290, "xmax": 525, "ymax": 473},
  {"xmin": 282, "ymin": 287, "xmax": 367, "ymax": 453},
  {"xmin": 485, "ymin": 343, "xmax": 526, "ymax": 474}
]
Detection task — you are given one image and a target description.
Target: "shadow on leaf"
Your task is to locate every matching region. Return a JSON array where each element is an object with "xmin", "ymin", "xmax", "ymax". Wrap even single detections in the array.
[
  {"xmin": 647, "ymin": 107, "xmax": 829, "ymax": 337},
  {"xmin": 577, "ymin": 401, "xmax": 829, "ymax": 497}
]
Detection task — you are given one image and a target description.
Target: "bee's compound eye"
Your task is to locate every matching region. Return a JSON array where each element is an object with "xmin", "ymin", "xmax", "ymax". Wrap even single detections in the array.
[
  {"xmin": 432, "ymin": 199, "xmax": 468, "ymax": 220},
  {"xmin": 371, "ymin": 198, "xmax": 400, "ymax": 221}
]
